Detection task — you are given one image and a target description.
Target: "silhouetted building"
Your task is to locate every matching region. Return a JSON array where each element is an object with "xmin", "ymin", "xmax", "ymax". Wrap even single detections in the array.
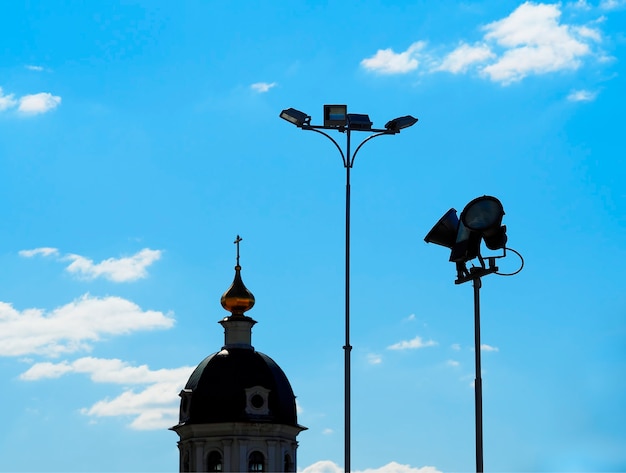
[{"xmin": 171, "ymin": 243, "xmax": 306, "ymax": 472}]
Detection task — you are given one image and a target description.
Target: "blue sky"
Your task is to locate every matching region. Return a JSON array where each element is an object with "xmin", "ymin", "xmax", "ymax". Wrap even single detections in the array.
[{"xmin": 1, "ymin": 1, "xmax": 625, "ymax": 472}]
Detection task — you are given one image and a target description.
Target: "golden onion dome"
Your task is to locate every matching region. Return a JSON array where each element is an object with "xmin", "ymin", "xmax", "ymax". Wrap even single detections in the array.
[{"xmin": 220, "ymin": 264, "xmax": 255, "ymax": 315}]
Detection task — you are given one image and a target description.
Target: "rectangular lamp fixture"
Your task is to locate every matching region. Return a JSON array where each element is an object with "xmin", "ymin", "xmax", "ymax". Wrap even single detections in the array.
[
  {"xmin": 347, "ymin": 113, "xmax": 372, "ymax": 131},
  {"xmin": 324, "ymin": 104, "xmax": 347, "ymax": 127}
]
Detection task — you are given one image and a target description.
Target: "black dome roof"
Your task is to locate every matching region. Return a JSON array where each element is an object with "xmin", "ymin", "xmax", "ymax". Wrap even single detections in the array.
[{"xmin": 179, "ymin": 347, "xmax": 298, "ymax": 426}]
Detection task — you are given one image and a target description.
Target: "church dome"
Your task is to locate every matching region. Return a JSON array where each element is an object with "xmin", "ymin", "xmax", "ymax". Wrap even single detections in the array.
[{"xmin": 179, "ymin": 348, "xmax": 298, "ymax": 426}]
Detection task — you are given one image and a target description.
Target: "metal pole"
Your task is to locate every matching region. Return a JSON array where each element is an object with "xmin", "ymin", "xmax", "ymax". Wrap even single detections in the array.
[
  {"xmin": 473, "ymin": 276, "xmax": 484, "ymax": 473},
  {"xmin": 344, "ymin": 129, "xmax": 352, "ymax": 473}
]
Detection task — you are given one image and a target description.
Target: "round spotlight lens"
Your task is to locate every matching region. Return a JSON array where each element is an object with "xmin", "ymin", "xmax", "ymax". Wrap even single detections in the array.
[{"xmin": 460, "ymin": 196, "xmax": 504, "ymax": 231}]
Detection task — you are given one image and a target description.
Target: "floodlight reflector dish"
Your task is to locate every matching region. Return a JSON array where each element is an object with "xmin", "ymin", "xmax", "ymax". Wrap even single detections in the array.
[
  {"xmin": 460, "ymin": 196, "xmax": 504, "ymax": 232},
  {"xmin": 424, "ymin": 208, "xmax": 459, "ymax": 248}
]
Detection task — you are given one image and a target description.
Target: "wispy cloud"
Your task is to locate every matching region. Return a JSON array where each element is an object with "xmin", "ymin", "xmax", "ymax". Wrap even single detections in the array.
[
  {"xmin": 21, "ymin": 357, "xmax": 194, "ymax": 430},
  {"xmin": 301, "ymin": 460, "xmax": 441, "ymax": 473},
  {"xmin": 361, "ymin": 41, "xmax": 425, "ymax": 74},
  {"xmin": 250, "ymin": 82, "xmax": 277, "ymax": 93},
  {"xmin": 0, "ymin": 87, "xmax": 17, "ymax": 111},
  {"xmin": 20, "ymin": 247, "xmax": 162, "ymax": 282},
  {"xmin": 435, "ymin": 43, "xmax": 494, "ymax": 73},
  {"xmin": 19, "ymin": 247, "xmax": 59, "ymax": 258},
  {"xmin": 567, "ymin": 88, "xmax": 598, "ymax": 101},
  {"xmin": 447, "ymin": 360, "xmax": 460, "ymax": 367},
  {"xmin": 367, "ymin": 353, "xmax": 383, "ymax": 365},
  {"xmin": 18, "ymin": 93, "xmax": 61, "ymax": 114},
  {"xmin": 0, "ymin": 295, "xmax": 174, "ymax": 357},
  {"xmin": 599, "ymin": 0, "xmax": 626, "ymax": 10},
  {"xmin": 25, "ymin": 65, "xmax": 44, "ymax": 71},
  {"xmin": 387, "ymin": 335, "xmax": 437, "ymax": 351},
  {"xmin": 481, "ymin": 344, "xmax": 499, "ymax": 352},
  {"xmin": 64, "ymin": 248, "xmax": 162, "ymax": 282}
]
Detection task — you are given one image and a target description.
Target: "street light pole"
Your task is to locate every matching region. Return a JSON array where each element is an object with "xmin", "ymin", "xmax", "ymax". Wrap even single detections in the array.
[
  {"xmin": 425, "ymin": 195, "xmax": 523, "ymax": 473},
  {"xmin": 473, "ymin": 275, "xmax": 484, "ymax": 473},
  {"xmin": 280, "ymin": 107, "xmax": 417, "ymax": 473},
  {"xmin": 344, "ymin": 128, "xmax": 352, "ymax": 473}
]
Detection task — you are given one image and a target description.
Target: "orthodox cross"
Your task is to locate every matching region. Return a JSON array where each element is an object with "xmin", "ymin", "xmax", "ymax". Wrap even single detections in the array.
[{"xmin": 234, "ymin": 235, "xmax": 242, "ymax": 266}]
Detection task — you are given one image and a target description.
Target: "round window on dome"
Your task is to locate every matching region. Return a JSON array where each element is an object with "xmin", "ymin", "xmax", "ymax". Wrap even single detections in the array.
[
  {"xmin": 245, "ymin": 386, "xmax": 270, "ymax": 416},
  {"xmin": 251, "ymin": 394, "xmax": 264, "ymax": 408}
]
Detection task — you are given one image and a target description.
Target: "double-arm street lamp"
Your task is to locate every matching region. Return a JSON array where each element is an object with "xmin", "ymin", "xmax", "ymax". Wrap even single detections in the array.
[{"xmin": 280, "ymin": 105, "xmax": 418, "ymax": 473}]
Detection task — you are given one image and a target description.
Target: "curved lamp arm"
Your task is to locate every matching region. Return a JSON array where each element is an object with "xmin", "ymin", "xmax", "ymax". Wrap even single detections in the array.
[
  {"xmin": 350, "ymin": 131, "xmax": 391, "ymax": 168},
  {"xmin": 303, "ymin": 127, "xmax": 347, "ymax": 167}
]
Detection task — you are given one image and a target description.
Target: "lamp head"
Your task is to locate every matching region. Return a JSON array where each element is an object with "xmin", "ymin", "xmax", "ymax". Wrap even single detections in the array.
[
  {"xmin": 385, "ymin": 115, "xmax": 418, "ymax": 133},
  {"xmin": 279, "ymin": 108, "xmax": 310, "ymax": 127},
  {"xmin": 424, "ymin": 208, "xmax": 459, "ymax": 248},
  {"xmin": 426, "ymin": 196, "xmax": 508, "ymax": 264},
  {"xmin": 323, "ymin": 104, "xmax": 347, "ymax": 127},
  {"xmin": 347, "ymin": 113, "xmax": 373, "ymax": 131},
  {"xmin": 460, "ymin": 196, "xmax": 507, "ymax": 250}
]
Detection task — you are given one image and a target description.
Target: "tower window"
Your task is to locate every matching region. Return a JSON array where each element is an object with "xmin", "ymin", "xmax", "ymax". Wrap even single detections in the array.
[
  {"xmin": 182, "ymin": 451, "xmax": 190, "ymax": 472},
  {"xmin": 284, "ymin": 453, "xmax": 294, "ymax": 472},
  {"xmin": 207, "ymin": 451, "xmax": 223, "ymax": 472},
  {"xmin": 248, "ymin": 451, "xmax": 265, "ymax": 472}
]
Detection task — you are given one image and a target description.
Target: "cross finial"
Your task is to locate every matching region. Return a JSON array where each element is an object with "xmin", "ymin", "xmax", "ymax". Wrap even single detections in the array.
[{"xmin": 234, "ymin": 235, "xmax": 242, "ymax": 266}]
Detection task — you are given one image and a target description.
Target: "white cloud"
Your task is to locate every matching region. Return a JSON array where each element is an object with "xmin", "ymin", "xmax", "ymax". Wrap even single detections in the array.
[
  {"xmin": 387, "ymin": 335, "xmax": 437, "ymax": 350},
  {"xmin": 480, "ymin": 2, "xmax": 598, "ymax": 84},
  {"xmin": 19, "ymin": 247, "xmax": 59, "ymax": 258},
  {"xmin": 64, "ymin": 248, "xmax": 162, "ymax": 282},
  {"xmin": 404, "ymin": 313, "xmax": 416, "ymax": 322},
  {"xmin": 18, "ymin": 92, "xmax": 61, "ymax": 114},
  {"xmin": 599, "ymin": 0, "xmax": 626, "ymax": 10},
  {"xmin": 0, "ymin": 87, "xmax": 17, "ymax": 111},
  {"xmin": 567, "ymin": 88, "xmax": 598, "ymax": 101},
  {"xmin": 571, "ymin": 0, "xmax": 592, "ymax": 9},
  {"xmin": 250, "ymin": 82, "xmax": 277, "ymax": 93},
  {"xmin": 322, "ymin": 428, "xmax": 334, "ymax": 435},
  {"xmin": 436, "ymin": 43, "xmax": 495, "ymax": 73},
  {"xmin": 25, "ymin": 65, "xmax": 44, "ymax": 71},
  {"xmin": 361, "ymin": 41, "xmax": 425, "ymax": 74},
  {"xmin": 367, "ymin": 353, "xmax": 383, "ymax": 365},
  {"xmin": 20, "ymin": 247, "xmax": 162, "ymax": 282},
  {"xmin": 447, "ymin": 359, "xmax": 460, "ymax": 367},
  {"xmin": 0, "ymin": 294, "xmax": 174, "ymax": 357},
  {"xmin": 21, "ymin": 356, "xmax": 194, "ymax": 430},
  {"xmin": 301, "ymin": 461, "xmax": 441, "ymax": 473},
  {"xmin": 481, "ymin": 344, "xmax": 499, "ymax": 352},
  {"xmin": 79, "ymin": 378, "xmax": 187, "ymax": 430},
  {"xmin": 451, "ymin": 343, "xmax": 461, "ymax": 351}
]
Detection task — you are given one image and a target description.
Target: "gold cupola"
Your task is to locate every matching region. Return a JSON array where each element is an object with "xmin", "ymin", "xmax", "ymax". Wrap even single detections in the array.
[
  {"xmin": 220, "ymin": 235, "xmax": 255, "ymax": 316},
  {"xmin": 219, "ymin": 236, "xmax": 257, "ymax": 350}
]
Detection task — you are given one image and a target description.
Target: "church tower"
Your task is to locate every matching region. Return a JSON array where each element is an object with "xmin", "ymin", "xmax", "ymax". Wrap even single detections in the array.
[{"xmin": 172, "ymin": 236, "xmax": 306, "ymax": 472}]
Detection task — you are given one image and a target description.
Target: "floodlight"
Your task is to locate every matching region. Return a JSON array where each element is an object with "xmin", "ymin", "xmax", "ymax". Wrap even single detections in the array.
[
  {"xmin": 324, "ymin": 104, "xmax": 347, "ymax": 127},
  {"xmin": 385, "ymin": 115, "xmax": 418, "ymax": 133},
  {"xmin": 347, "ymin": 113, "xmax": 372, "ymax": 131},
  {"xmin": 424, "ymin": 208, "xmax": 459, "ymax": 248},
  {"xmin": 280, "ymin": 108, "xmax": 310, "ymax": 127},
  {"xmin": 460, "ymin": 196, "xmax": 507, "ymax": 250},
  {"xmin": 425, "ymin": 196, "xmax": 508, "ymax": 263}
]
